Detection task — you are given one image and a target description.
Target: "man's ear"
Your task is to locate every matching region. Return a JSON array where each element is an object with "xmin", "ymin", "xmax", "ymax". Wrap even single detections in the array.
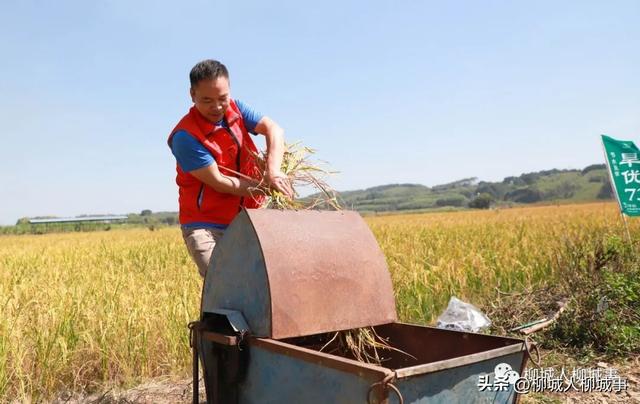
[{"xmin": 190, "ymin": 87, "xmax": 195, "ymax": 103}]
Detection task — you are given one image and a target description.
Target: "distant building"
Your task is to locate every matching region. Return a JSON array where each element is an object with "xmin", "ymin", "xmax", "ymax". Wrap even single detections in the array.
[
  {"xmin": 28, "ymin": 215, "xmax": 128, "ymax": 224},
  {"xmin": 28, "ymin": 216, "xmax": 128, "ymax": 231}
]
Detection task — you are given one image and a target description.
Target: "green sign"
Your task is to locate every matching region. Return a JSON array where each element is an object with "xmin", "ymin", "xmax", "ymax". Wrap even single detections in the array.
[{"xmin": 602, "ymin": 134, "xmax": 640, "ymax": 216}]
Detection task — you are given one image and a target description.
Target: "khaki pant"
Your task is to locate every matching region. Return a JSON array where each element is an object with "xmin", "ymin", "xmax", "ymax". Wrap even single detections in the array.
[{"xmin": 181, "ymin": 227, "xmax": 225, "ymax": 278}]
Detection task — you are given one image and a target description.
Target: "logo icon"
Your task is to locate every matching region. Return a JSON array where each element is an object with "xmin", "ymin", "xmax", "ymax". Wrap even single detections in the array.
[
  {"xmin": 477, "ymin": 363, "xmax": 521, "ymax": 392},
  {"xmin": 495, "ymin": 363, "xmax": 520, "ymax": 385}
]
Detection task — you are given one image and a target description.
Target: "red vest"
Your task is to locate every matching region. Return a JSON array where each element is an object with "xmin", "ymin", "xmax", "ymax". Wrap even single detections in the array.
[{"xmin": 168, "ymin": 100, "xmax": 265, "ymax": 225}]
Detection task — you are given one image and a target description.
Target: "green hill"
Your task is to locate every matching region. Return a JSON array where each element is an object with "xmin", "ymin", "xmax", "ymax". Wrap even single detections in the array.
[
  {"xmin": 334, "ymin": 164, "xmax": 613, "ymax": 212},
  {"xmin": 6, "ymin": 164, "xmax": 615, "ymax": 235}
]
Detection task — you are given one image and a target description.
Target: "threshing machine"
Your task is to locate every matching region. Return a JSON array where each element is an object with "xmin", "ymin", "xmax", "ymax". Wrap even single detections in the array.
[{"xmin": 189, "ymin": 209, "xmax": 534, "ymax": 403}]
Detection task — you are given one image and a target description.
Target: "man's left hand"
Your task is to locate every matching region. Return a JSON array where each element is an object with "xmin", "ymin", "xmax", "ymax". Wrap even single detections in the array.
[{"xmin": 266, "ymin": 171, "xmax": 294, "ymax": 200}]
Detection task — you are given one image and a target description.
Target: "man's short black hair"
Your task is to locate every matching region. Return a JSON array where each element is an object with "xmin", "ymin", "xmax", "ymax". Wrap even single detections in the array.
[{"xmin": 190, "ymin": 59, "xmax": 229, "ymax": 87}]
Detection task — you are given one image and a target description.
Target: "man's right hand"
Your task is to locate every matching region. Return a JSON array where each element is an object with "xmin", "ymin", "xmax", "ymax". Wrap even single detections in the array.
[{"xmin": 190, "ymin": 162, "xmax": 260, "ymax": 197}]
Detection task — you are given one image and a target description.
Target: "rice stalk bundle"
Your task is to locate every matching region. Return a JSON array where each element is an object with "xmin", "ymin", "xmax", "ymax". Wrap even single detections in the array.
[{"xmin": 248, "ymin": 142, "xmax": 341, "ymax": 210}]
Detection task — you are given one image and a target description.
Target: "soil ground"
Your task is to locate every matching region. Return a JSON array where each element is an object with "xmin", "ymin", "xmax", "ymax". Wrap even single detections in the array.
[{"xmin": 50, "ymin": 354, "xmax": 639, "ymax": 404}]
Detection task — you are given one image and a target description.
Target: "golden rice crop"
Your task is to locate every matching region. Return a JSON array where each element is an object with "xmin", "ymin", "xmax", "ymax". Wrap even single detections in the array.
[
  {"xmin": 369, "ymin": 202, "xmax": 637, "ymax": 324},
  {"xmin": 0, "ymin": 229, "xmax": 201, "ymax": 401},
  {"xmin": 0, "ymin": 201, "xmax": 636, "ymax": 401}
]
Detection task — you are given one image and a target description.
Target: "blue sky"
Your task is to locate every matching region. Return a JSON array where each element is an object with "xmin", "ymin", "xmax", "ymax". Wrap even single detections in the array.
[{"xmin": 1, "ymin": 0, "xmax": 638, "ymax": 225}]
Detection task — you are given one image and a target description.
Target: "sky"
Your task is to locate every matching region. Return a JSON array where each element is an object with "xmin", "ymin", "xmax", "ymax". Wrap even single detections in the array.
[{"xmin": 0, "ymin": 0, "xmax": 638, "ymax": 225}]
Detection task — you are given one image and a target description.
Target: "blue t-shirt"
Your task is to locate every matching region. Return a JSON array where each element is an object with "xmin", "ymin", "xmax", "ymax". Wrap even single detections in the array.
[{"xmin": 171, "ymin": 99, "xmax": 263, "ymax": 229}]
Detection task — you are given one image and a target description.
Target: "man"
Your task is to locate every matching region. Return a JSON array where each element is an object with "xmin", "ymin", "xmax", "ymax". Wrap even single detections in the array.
[{"xmin": 168, "ymin": 59, "xmax": 293, "ymax": 277}]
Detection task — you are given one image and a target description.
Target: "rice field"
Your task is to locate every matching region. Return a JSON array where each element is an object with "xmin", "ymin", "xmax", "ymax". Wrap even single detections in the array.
[{"xmin": 0, "ymin": 201, "xmax": 636, "ymax": 401}]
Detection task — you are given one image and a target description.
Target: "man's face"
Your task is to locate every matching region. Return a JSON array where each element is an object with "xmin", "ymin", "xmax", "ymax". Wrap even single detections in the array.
[{"xmin": 190, "ymin": 76, "xmax": 230, "ymax": 123}]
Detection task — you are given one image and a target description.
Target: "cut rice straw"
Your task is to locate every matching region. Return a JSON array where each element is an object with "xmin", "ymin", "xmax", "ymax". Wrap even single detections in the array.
[
  {"xmin": 320, "ymin": 327, "xmax": 417, "ymax": 365},
  {"xmin": 252, "ymin": 142, "xmax": 342, "ymax": 210}
]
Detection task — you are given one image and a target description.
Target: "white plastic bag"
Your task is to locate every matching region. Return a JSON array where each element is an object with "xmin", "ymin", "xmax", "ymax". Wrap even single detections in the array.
[{"xmin": 436, "ymin": 296, "xmax": 491, "ymax": 332}]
